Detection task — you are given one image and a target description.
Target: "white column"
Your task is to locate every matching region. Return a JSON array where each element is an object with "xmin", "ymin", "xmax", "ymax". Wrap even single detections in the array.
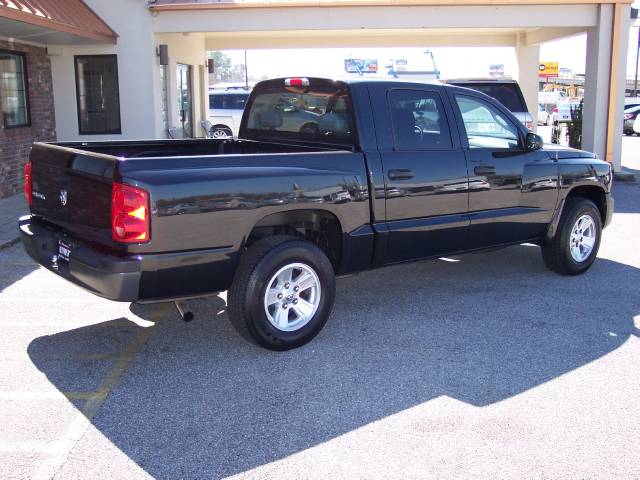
[
  {"xmin": 607, "ymin": 4, "xmax": 632, "ymax": 172},
  {"xmin": 583, "ymin": 5, "xmax": 613, "ymax": 163},
  {"xmin": 515, "ymin": 33, "xmax": 540, "ymax": 131}
]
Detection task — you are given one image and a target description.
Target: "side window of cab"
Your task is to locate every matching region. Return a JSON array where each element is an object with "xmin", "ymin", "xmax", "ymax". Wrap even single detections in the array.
[
  {"xmin": 455, "ymin": 95, "xmax": 521, "ymax": 149},
  {"xmin": 388, "ymin": 89, "xmax": 452, "ymax": 151}
]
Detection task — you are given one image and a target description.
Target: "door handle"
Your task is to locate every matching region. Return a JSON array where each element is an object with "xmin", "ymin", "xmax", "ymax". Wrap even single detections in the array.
[
  {"xmin": 474, "ymin": 166, "xmax": 496, "ymax": 176},
  {"xmin": 388, "ymin": 169, "xmax": 414, "ymax": 180}
]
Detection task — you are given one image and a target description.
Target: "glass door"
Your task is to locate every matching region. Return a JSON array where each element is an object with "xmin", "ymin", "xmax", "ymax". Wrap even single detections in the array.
[{"xmin": 176, "ymin": 63, "xmax": 193, "ymax": 138}]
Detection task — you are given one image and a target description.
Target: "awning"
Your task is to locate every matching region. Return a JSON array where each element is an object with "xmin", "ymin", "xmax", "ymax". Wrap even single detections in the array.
[
  {"xmin": 0, "ymin": 0, "xmax": 117, "ymax": 44},
  {"xmin": 148, "ymin": 0, "xmax": 631, "ymax": 10}
]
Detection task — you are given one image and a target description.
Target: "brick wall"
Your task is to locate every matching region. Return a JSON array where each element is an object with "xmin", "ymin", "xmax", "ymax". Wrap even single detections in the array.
[{"xmin": 0, "ymin": 41, "xmax": 56, "ymax": 199}]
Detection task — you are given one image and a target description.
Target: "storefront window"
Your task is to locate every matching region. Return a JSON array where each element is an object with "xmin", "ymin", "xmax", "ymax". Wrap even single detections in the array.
[{"xmin": 0, "ymin": 50, "xmax": 30, "ymax": 128}]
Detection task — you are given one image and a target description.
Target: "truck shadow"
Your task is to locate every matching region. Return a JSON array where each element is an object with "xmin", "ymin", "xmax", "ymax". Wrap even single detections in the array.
[{"xmin": 27, "ymin": 245, "xmax": 640, "ymax": 479}]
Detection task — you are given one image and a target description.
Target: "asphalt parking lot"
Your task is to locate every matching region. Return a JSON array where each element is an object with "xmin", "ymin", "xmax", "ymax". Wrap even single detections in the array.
[{"xmin": 1, "ymin": 139, "xmax": 639, "ymax": 480}]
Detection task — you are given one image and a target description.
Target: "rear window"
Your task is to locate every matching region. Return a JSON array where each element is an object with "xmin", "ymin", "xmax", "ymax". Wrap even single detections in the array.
[
  {"xmin": 209, "ymin": 93, "xmax": 249, "ymax": 110},
  {"xmin": 242, "ymin": 79, "xmax": 355, "ymax": 147},
  {"xmin": 451, "ymin": 83, "xmax": 526, "ymax": 113}
]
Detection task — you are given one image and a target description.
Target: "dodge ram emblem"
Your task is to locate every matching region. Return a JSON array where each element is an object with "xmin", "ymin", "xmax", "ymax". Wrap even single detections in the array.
[{"xmin": 59, "ymin": 189, "xmax": 68, "ymax": 206}]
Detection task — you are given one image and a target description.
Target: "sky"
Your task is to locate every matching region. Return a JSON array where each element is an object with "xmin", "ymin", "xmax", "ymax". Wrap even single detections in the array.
[{"xmin": 220, "ymin": 21, "xmax": 639, "ymax": 82}]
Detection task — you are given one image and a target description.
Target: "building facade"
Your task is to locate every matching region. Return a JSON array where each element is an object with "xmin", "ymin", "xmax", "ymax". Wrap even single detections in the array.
[
  {"xmin": 0, "ymin": 0, "xmax": 117, "ymax": 198},
  {"xmin": 0, "ymin": 0, "xmax": 634, "ymax": 198},
  {"xmin": 0, "ymin": 40, "xmax": 55, "ymax": 197}
]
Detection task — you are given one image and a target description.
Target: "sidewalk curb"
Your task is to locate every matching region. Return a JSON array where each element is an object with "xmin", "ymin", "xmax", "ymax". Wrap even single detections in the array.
[{"xmin": 614, "ymin": 171, "xmax": 636, "ymax": 183}]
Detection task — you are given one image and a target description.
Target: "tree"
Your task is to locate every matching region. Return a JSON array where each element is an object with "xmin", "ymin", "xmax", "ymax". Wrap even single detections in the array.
[
  {"xmin": 566, "ymin": 100, "xmax": 583, "ymax": 149},
  {"xmin": 208, "ymin": 51, "xmax": 246, "ymax": 83}
]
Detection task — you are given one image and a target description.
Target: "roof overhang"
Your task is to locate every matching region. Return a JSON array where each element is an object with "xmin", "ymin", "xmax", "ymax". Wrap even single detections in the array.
[
  {"xmin": 0, "ymin": 0, "xmax": 117, "ymax": 44},
  {"xmin": 149, "ymin": 0, "xmax": 633, "ymax": 11}
]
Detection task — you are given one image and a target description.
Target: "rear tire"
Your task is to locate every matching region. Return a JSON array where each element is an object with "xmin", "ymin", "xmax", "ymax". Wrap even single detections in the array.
[
  {"xmin": 541, "ymin": 198, "xmax": 602, "ymax": 275},
  {"xmin": 227, "ymin": 236, "xmax": 336, "ymax": 351}
]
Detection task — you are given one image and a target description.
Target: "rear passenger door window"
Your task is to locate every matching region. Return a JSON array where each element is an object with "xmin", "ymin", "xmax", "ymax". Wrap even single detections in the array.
[{"xmin": 389, "ymin": 90, "xmax": 452, "ymax": 151}]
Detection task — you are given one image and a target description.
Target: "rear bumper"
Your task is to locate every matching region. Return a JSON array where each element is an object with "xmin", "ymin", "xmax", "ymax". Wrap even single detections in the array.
[
  {"xmin": 19, "ymin": 216, "xmax": 236, "ymax": 302},
  {"xmin": 20, "ymin": 216, "xmax": 141, "ymax": 302}
]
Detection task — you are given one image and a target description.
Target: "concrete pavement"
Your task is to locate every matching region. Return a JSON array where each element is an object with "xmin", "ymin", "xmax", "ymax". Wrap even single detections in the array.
[{"xmin": 0, "ymin": 193, "xmax": 27, "ymax": 249}]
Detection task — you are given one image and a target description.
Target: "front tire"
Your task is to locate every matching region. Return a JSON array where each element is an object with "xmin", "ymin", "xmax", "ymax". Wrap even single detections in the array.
[
  {"xmin": 541, "ymin": 198, "xmax": 602, "ymax": 275},
  {"xmin": 227, "ymin": 236, "xmax": 336, "ymax": 351}
]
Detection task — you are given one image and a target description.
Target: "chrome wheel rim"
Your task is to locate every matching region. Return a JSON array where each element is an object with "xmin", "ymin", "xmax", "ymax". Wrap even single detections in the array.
[
  {"xmin": 569, "ymin": 214, "xmax": 596, "ymax": 263},
  {"xmin": 264, "ymin": 263, "xmax": 321, "ymax": 332},
  {"xmin": 212, "ymin": 129, "xmax": 231, "ymax": 139}
]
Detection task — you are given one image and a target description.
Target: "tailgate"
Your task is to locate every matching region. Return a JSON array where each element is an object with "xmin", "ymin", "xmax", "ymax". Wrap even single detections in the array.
[{"xmin": 29, "ymin": 143, "xmax": 116, "ymax": 246}]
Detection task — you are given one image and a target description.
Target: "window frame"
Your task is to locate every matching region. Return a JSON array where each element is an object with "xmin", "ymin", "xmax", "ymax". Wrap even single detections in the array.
[
  {"xmin": 387, "ymin": 88, "xmax": 453, "ymax": 152},
  {"xmin": 453, "ymin": 93, "xmax": 524, "ymax": 150},
  {"xmin": 74, "ymin": 54, "xmax": 122, "ymax": 135},
  {"xmin": 0, "ymin": 49, "xmax": 31, "ymax": 129}
]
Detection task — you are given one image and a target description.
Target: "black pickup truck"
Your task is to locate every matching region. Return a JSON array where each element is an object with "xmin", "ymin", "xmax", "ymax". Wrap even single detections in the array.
[{"xmin": 20, "ymin": 77, "xmax": 613, "ymax": 350}]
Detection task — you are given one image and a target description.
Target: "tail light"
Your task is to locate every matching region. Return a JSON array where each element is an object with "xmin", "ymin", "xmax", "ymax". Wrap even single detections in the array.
[
  {"xmin": 624, "ymin": 113, "xmax": 633, "ymax": 120},
  {"xmin": 111, "ymin": 183, "xmax": 150, "ymax": 243},
  {"xmin": 526, "ymin": 121, "xmax": 533, "ymax": 131},
  {"xmin": 553, "ymin": 106, "xmax": 558, "ymax": 113},
  {"xmin": 24, "ymin": 161, "xmax": 32, "ymax": 206}
]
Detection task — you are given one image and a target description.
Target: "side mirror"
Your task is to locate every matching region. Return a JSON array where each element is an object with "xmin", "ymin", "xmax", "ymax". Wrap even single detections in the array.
[{"xmin": 526, "ymin": 132, "xmax": 544, "ymax": 151}]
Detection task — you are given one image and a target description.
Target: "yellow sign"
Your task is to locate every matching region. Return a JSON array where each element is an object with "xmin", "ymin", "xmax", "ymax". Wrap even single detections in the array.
[{"xmin": 539, "ymin": 62, "xmax": 559, "ymax": 77}]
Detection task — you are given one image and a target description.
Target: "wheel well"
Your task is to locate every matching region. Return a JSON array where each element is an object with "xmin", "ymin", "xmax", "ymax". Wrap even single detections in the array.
[
  {"xmin": 566, "ymin": 186, "xmax": 607, "ymax": 223},
  {"xmin": 212, "ymin": 124, "xmax": 232, "ymax": 131},
  {"xmin": 245, "ymin": 210, "xmax": 342, "ymax": 271}
]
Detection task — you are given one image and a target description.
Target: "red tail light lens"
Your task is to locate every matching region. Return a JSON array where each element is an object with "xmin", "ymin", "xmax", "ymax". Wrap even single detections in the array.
[
  {"xmin": 553, "ymin": 106, "xmax": 558, "ymax": 113},
  {"xmin": 111, "ymin": 183, "xmax": 150, "ymax": 243},
  {"xmin": 24, "ymin": 161, "xmax": 32, "ymax": 206}
]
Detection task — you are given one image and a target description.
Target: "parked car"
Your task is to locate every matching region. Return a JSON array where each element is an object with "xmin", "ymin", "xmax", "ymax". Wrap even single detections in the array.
[
  {"xmin": 556, "ymin": 99, "xmax": 582, "ymax": 124},
  {"xmin": 250, "ymin": 96, "xmax": 322, "ymax": 136},
  {"xmin": 208, "ymin": 88, "xmax": 251, "ymax": 138},
  {"xmin": 20, "ymin": 77, "xmax": 613, "ymax": 351},
  {"xmin": 634, "ymin": 113, "xmax": 640, "ymax": 135},
  {"xmin": 624, "ymin": 97, "xmax": 640, "ymax": 111},
  {"xmin": 623, "ymin": 105, "xmax": 640, "ymax": 135},
  {"xmin": 445, "ymin": 78, "xmax": 533, "ymax": 130},
  {"xmin": 538, "ymin": 103, "xmax": 557, "ymax": 126}
]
